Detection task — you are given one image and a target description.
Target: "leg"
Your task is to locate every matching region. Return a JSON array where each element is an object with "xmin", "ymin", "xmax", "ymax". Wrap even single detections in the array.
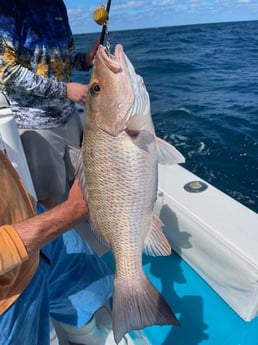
[
  {"xmin": 43, "ymin": 229, "xmax": 113, "ymax": 326},
  {"xmin": 50, "ymin": 319, "xmax": 60, "ymax": 345},
  {"xmin": 63, "ymin": 110, "xmax": 83, "ymax": 184},
  {"xmin": 0, "ymin": 257, "xmax": 52, "ymax": 345},
  {"xmin": 20, "ymin": 128, "xmax": 67, "ymax": 206},
  {"xmin": 42, "ymin": 229, "xmax": 135, "ymax": 345}
]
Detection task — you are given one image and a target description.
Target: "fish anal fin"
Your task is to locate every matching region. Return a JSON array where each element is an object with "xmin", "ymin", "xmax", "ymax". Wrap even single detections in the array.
[
  {"xmin": 143, "ymin": 213, "xmax": 171, "ymax": 256},
  {"xmin": 113, "ymin": 275, "xmax": 179, "ymax": 344},
  {"xmin": 156, "ymin": 137, "xmax": 185, "ymax": 165},
  {"xmin": 89, "ymin": 216, "xmax": 110, "ymax": 248}
]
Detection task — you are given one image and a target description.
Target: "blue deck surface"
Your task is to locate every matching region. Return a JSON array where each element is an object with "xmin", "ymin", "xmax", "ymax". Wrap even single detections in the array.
[{"xmin": 103, "ymin": 251, "xmax": 258, "ymax": 345}]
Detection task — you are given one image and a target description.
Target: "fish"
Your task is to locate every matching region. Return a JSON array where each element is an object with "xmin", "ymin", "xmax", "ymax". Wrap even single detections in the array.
[{"xmin": 77, "ymin": 44, "xmax": 184, "ymax": 344}]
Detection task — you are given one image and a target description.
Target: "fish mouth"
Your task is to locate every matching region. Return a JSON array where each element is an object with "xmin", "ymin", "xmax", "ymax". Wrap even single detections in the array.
[{"xmin": 96, "ymin": 44, "xmax": 124, "ymax": 73}]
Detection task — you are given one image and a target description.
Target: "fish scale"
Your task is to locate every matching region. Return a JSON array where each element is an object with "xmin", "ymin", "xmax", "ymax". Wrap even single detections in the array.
[{"xmin": 83, "ymin": 129, "xmax": 155, "ymax": 244}]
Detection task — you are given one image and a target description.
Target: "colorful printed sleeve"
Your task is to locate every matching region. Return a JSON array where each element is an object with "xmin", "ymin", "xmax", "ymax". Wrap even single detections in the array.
[
  {"xmin": 0, "ymin": 1, "xmax": 67, "ymax": 99},
  {"xmin": 69, "ymin": 48, "xmax": 90, "ymax": 71}
]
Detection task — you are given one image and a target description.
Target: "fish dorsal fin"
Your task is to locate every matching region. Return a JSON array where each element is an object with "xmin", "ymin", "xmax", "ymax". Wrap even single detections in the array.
[
  {"xmin": 156, "ymin": 137, "xmax": 185, "ymax": 165},
  {"xmin": 143, "ymin": 213, "xmax": 171, "ymax": 256}
]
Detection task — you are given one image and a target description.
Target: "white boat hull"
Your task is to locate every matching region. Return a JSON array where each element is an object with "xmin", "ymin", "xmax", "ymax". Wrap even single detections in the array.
[{"xmin": 156, "ymin": 163, "xmax": 258, "ymax": 321}]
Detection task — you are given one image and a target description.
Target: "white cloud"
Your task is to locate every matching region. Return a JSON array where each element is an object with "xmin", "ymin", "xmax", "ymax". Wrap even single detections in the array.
[
  {"xmin": 67, "ymin": 8, "xmax": 83, "ymax": 15},
  {"xmin": 65, "ymin": 0, "xmax": 258, "ymax": 34},
  {"xmin": 112, "ymin": 1, "xmax": 147, "ymax": 10}
]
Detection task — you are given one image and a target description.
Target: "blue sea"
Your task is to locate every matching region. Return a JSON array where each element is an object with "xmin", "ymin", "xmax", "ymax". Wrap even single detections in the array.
[{"xmin": 73, "ymin": 20, "xmax": 258, "ymax": 213}]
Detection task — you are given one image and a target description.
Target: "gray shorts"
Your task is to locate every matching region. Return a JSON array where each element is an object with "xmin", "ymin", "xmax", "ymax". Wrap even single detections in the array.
[{"xmin": 19, "ymin": 111, "xmax": 83, "ymax": 201}]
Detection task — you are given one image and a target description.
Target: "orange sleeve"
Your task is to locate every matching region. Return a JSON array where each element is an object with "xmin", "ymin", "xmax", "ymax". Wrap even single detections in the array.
[{"xmin": 0, "ymin": 225, "xmax": 29, "ymax": 275}]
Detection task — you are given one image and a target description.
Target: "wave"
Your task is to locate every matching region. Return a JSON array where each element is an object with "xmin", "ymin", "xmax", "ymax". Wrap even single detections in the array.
[{"xmin": 73, "ymin": 21, "xmax": 258, "ymax": 212}]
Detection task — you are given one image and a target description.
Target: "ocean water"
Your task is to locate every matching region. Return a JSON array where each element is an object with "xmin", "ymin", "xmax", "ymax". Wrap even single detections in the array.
[{"xmin": 73, "ymin": 20, "xmax": 258, "ymax": 213}]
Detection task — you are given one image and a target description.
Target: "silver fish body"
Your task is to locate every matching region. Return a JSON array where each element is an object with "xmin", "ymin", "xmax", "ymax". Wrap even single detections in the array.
[{"xmin": 78, "ymin": 44, "xmax": 183, "ymax": 344}]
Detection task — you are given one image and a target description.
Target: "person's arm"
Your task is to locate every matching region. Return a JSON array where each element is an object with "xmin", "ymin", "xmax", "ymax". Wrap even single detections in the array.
[
  {"xmin": 69, "ymin": 37, "xmax": 100, "ymax": 71},
  {"xmin": 53, "ymin": 1, "xmax": 99, "ymax": 72},
  {"xmin": 66, "ymin": 37, "xmax": 100, "ymax": 104},
  {"xmin": 0, "ymin": 1, "xmax": 67, "ymax": 99},
  {"xmin": 0, "ymin": 2, "xmax": 88, "ymax": 103},
  {"xmin": 13, "ymin": 178, "xmax": 88, "ymax": 256},
  {"xmin": 0, "ymin": 33, "xmax": 87, "ymax": 104}
]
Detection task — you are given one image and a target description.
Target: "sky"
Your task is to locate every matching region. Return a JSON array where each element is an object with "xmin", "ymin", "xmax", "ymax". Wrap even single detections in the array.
[{"xmin": 63, "ymin": 0, "xmax": 258, "ymax": 34}]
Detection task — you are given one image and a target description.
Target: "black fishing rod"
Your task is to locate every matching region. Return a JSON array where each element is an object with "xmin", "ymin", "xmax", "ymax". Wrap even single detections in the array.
[
  {"xmin": 100, "ymin": 0, "xmax": 112, "ymax": 45},
  {"xmin": 93, "ymin": 0, "xmax": 112, "ymax": 45}
]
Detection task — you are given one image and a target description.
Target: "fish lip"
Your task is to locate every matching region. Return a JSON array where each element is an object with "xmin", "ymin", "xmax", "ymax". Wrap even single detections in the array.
[{"xmin": 96, "ymin": 44, "xmax": 124, "ymax": 73}]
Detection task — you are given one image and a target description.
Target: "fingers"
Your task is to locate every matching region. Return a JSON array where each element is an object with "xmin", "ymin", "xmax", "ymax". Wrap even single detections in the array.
[
  {"xmin": 79, "ymin": 96, "xmax": 86, "ymax": 106},
  {"xmin": 86, "ymin": 37, "xmax": 101, "ymax": 67},
  {"xmin": 66, "ymin": 82, "xmax": 88, "ymax": 104}
]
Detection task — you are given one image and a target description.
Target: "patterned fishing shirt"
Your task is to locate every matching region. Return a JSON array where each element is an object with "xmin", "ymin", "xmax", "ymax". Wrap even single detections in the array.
[{"xmin": 0, "ymin": 0, "xmax": 90, "ymax": 129}]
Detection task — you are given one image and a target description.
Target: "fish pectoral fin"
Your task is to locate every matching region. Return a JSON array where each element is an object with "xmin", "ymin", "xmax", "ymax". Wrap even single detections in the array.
[
  {"xmin": 156, "ymin": 137, "xmax": 185, "ymax": 165},
  {"xmin": 112, "ymin": 274, "xmax": 179, "ymax": 344},
  {"xmin": 143, "ymin": 213, "xmax": 171, "ymax": 256},
  {"xmin": 125, "ymin": 112, "xmax": 156, "ymax": 136}
]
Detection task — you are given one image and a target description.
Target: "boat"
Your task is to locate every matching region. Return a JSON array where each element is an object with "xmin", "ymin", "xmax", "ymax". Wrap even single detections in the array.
[{"xmin": 1, "ymin": 106, "xmax": 258, "ymax": 345}]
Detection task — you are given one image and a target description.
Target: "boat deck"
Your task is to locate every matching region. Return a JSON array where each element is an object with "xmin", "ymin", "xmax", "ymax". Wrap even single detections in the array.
[{"xmin": 54, "ymin": 221, "xmax": 258, "ymax": 345}]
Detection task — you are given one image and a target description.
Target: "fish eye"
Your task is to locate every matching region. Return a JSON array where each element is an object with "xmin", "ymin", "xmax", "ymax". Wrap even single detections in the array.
[{"xmin": 90, "ymin": 83, "xmax": 101, "ymax": 96}]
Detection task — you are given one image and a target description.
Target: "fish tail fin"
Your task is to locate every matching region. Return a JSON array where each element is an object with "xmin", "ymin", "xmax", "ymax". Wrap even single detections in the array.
[{"xmin": 112, "ymin": 274, "xmax": 179, "ymax": 344}]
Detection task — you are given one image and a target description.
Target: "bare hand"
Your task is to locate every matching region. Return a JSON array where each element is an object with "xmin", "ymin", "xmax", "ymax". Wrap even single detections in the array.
[
  {"xmin": 86, "ymin": 37, "xmax": 100, "ymax": 67},
  {"xmin": 14, "ymin": 178, "xmax": 88, "ymax": 255},
  {"xmin": 67, "ymin": 178, "xmax": 88, "ymax": 217},
  {"xmin": 66, "ymin": 82, "xmax": 88, "ymax": 105}
]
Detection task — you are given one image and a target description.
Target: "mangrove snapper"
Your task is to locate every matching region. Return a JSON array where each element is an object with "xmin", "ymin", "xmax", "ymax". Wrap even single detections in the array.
[{"xmin": 77, "ymin": 44, "xmax": 184, "ymax": 344}]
